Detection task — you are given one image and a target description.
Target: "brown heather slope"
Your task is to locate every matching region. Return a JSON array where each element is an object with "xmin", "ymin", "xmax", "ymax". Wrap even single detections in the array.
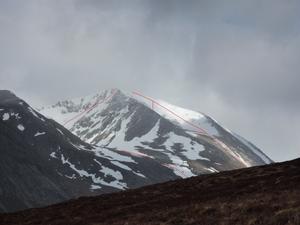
[{"xmin": 1, "ymin": 158, "xmax": 300, "ymax": 225}]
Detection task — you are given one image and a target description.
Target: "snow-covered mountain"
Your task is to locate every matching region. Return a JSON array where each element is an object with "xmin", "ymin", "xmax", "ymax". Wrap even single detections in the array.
[
  {"xmin": 0, "ymin": 90, "xmax": 177, "ymax": 212},
  {"xmin": 0, "ymin": 89, "xmax": 272, "ymax": 212},
  {"xmin": 40, "ymin": 89, "xmax": 272, "ymax": 178}
]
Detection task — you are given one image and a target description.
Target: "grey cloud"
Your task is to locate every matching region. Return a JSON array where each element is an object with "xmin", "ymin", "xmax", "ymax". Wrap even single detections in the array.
[{"xmin": 189, "ymin": 31, "xmax": 300, "ymax": 110}]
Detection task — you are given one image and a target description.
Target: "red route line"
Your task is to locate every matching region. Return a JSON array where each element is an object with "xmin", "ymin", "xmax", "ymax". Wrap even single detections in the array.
[
  {"xmin": 132, "ymin": 91, "xmax": 246, "ymax": 165},
  {"xmin": 63, "ymin": 89, "xmax": 117, "ymax": 126},
  {"xmin": 63, "ymin": 99, "xmax": 104, "ymax": 126},
  {"xmin": 132, "ymin": 91, "xmax": 208, "ymax": 136},
  {"xmin": 116, "ymin": 149, "xmax": 154, "ymax": 159}
]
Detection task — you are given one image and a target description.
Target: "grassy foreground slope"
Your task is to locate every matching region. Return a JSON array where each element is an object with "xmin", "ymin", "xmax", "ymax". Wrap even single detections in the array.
[{"xmin": 1, "ymin": 158, "xmax": 299, "ymax": 225}]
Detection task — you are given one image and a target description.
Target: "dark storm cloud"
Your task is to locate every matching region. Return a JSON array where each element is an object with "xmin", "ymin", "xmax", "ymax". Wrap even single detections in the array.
[{"xmin": 0, "ymin": 0, "xmax": 299, "ymax": 161}]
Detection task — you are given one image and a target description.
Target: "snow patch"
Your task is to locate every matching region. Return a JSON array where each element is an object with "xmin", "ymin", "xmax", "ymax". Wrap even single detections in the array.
[
  {"xmin": 110, "ymin": 161, "xmax": 146, "ymax": 178},
  {"xmin": 94, "ymin": 146, "xmax": 136, "ymax": 163},
  {"xmin": 116, "ymin": 149, "xmax": 154, "ymax": 159},
  {"xmin": 132, "ymin": 94, "xmax": 220, "ymax": 136},
  {"xmin": 90, "ymin": 185, "xmax": 102, "ymax": 190},
  {"xmin": 28, "ymin": 107, "xmax": 39, "ymax": 118},
  {"xmin": 17, "ymin": 124, "xmax": 25, "ymax": 131},
  {"xmin": 107, "ymin": 117, "xmax": 160, "ymax": 157},
  {"xmin": 12, "ymin": 113, "xmax": 21, "ymax": 120},
  {"xmin": 162, "ymin": 152, "xmax": 196, "ymax": 178},
  {"xmin": 34, "ymin": 131, "xmax": 46, "ymax": 137},
  {"xmin": 94, "ymin": 159, "xmax": 123, "ymax": 180},
  {"xmin": 50, "ymin": 152, "xmax": 57, "ymax": 158},
  {"xmin": 39, "ymin": 89, "xmax": 115, "ymax": 129},
  {"xmin": 65, "ymin": 174, "xmax": 76, "ymax": 179},
  {"xmin": 204, "ymin": 167, "xmax": 219, "ymax": 173},
  {"xmin": 163, "ymin": 163, "xmax": 195, "ymax": 178},
  {"xmin": 56, "ymin": 128, "xmax": 64, "ymax": 135},
  {"xmin": 111, "ymin": 161, "xmax": 132, "ymax": 171},
  {"xmin": 60, "ymin": 154, "xmax": 128, "ymax": 190},
  {"xmin": 163, "ymin": 132, "xmax": 209, "ymax": 161},
  {"xmin": 2, "ymin": 113, "xmax": 9, "ymax": 121},
  {"xmin": 234, "ymin": 152, "xmax": 252, "ymax": 168}
]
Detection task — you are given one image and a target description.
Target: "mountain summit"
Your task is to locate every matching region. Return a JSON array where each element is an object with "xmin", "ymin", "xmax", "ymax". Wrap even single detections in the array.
[
  {"xmin": 0, "ymin": 89, "xmax": 272, "ymax": 212},
  {"xmin": 40, "ymin": 89, "xmax": 272, "ymax": 177}
]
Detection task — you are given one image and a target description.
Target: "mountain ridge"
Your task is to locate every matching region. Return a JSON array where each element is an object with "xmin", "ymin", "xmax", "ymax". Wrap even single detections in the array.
[
  {"xmin": 39, "ymin": 88, "xmax": 272, "ymax": 174},
  {"xmin": 0, "ymin": 90, "xmax": 178, "ymax": 212},
  {"xmin": 0, "ymin": 89, "xmax": 273, "ymax": 213}
]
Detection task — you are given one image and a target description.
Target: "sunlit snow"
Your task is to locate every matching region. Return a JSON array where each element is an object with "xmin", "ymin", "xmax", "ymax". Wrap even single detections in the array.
[
  {"xmin": 34, "ymin": 132, "xmax": 46, "ymax": 137},
  {"xmin": 2, "ymin": 113, "xmax": 10, "ymax": 121},
  {"xmin": 17, "ymin": 124, "xmax": 25, "ymax": 131}
]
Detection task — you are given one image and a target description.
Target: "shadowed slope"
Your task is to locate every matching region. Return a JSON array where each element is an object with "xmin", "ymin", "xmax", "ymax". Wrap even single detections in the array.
[
  {"xmin": 0, "ymin": 90, "xmax": 179, "ymax": 213},
  {"xmin": 1, "ymin": 158, "xmax": 299, "ymax": 225}
]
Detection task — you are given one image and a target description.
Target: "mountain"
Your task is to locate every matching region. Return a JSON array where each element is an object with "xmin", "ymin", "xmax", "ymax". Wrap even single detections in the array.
[
  {"xmin": 39, "ymin": 88, "xmax": 272, "ymax": 178},
  {"xmin": 0, "ymin": 89, "xmax": 272, "ymax": 213},
  {"xmin": 1, "ymin": 158, "xmax": 299, "ymax": 225},
  {"xmin": 0, "ymin": 90, "xmax": 178, "ymax": 213}
]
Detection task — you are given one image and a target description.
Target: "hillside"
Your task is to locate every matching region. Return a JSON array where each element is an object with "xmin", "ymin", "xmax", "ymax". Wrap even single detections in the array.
[
  {"xmin": 1, "ymin": 158, "xmax": 299, "ymax": 225},
  {"xmin": 0, "ymin": 90, "xmax": 177, "ymax": 212},
  {"xmin": 0, "ymin": 89, "xmax": 273, "ymax": 213}
]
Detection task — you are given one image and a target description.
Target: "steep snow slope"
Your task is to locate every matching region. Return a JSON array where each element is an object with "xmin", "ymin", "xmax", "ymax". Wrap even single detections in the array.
[{"xmin": 39, "ymin": 89, "xmax": 272, "ymax": 178}]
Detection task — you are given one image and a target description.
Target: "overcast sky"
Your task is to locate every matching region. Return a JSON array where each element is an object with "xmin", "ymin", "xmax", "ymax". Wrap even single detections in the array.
[{"xmin": 0, "ymin": 0, "xmax": 299, "ymax": 162}]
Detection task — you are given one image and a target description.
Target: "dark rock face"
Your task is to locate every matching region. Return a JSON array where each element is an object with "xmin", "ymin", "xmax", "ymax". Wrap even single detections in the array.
[
  {"xmin": 0, "ymin": 91, "xmax": 178, "ymax": 213},
  {"xmin": 0, "ymin": 91, "xmax": 99, "ymax": 212}
]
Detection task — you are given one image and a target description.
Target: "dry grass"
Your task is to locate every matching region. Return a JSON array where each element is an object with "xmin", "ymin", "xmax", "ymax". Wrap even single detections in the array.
[{"xmin": 1, "ymin": 158, "xmax": 299, "ymax": 225}]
